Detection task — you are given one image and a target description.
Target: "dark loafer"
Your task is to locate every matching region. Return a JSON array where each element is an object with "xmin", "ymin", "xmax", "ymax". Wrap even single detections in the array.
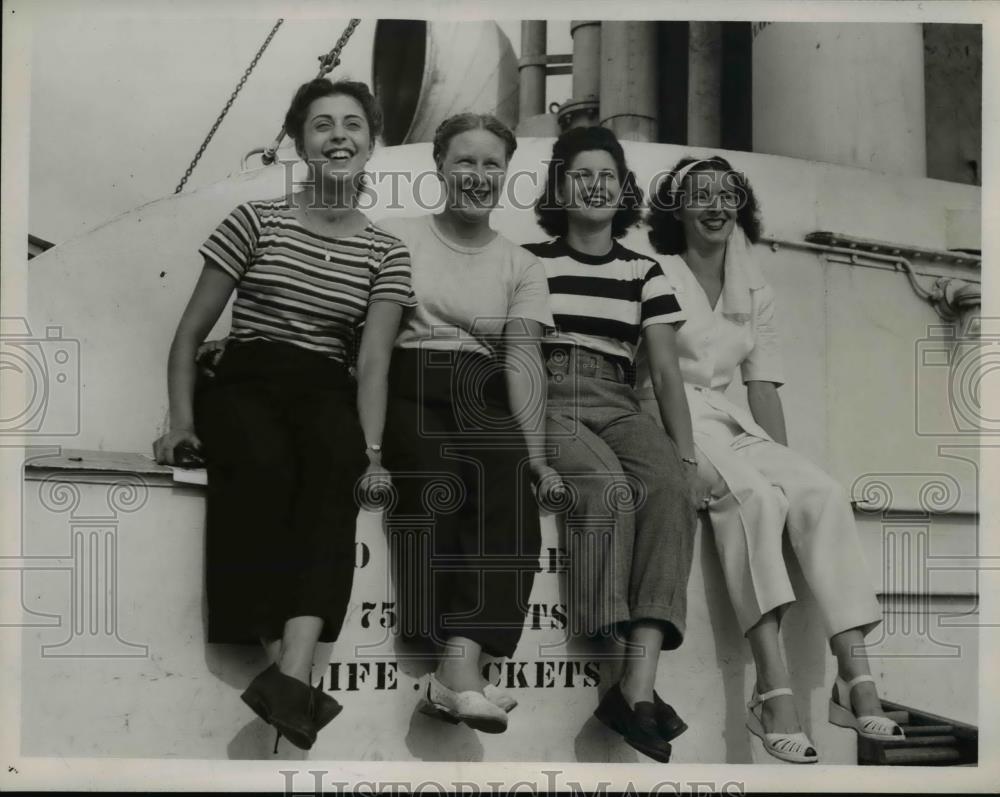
[
  {"xmin": 312, "ymin": 684, "xmax": 343, "ymax": 733},
  {"xmin": 652, "ymin": 690, "xmax": 689, "ymax": 742},
  {"xmin": 594, "ymin": 682, "xmax": 672, "ymax": 763},
  {"xmin": 240, "ymin": 663, "xmax": 317, "ymax": 751}
]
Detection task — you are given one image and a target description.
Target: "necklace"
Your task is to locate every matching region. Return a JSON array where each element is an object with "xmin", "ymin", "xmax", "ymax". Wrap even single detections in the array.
[
  {"xmin": 318, "ymin": 223, "xmax": 376, "ymax": 266},
  {"xmin": 299, "ymin": 203, "xmax": 363, "ymax": 261}
]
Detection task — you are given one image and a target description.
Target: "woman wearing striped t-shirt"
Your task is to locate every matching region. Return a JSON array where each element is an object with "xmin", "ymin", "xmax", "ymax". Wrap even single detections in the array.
[
  {"xmin": 524, "ymin": 126, "xmax": 698, "ymax": 763},
  {"xmin": 152, "ymin": 79, "xmax": 414, "ymax": 751}
]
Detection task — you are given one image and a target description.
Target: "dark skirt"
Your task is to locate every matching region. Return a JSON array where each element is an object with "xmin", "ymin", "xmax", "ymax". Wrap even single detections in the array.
[
  {"xmin": 194, "ymin": 340, "xmax": 366, "ymax": 645},
  {"xmin": 382, "ymin": 347, "xmax": 542, "ymax": 658}
]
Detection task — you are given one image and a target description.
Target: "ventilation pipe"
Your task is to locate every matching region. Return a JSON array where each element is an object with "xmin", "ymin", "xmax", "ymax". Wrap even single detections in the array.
[
  {"xmin": 687, "ymin": 22, "xmax": 723, "ymax": 148},
  {"xmin": 518, "ymin": 21, "xmax": 547, "ymax": 119},
  {"xmin": 752, "ymin": 22, "xmax": 926, "ymax": 176},
  {"xmin": 516, "ymin": 21, "xmax": 560, "ymax": 136},
  {"xmin": 556, "ymin": 20, "xmax": 601, "ymax": 130},
  {"xmin": 599, "ymin": 22, "xmax": 659, "ymax": 142}
]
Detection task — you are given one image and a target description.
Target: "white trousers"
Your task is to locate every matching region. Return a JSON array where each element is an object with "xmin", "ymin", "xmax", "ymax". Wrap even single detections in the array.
[
  {"xmin": 643, "ymin": 400, "xmax": 882, "ymax": 638},
  {"xmin": 693, "ymin": 428, "xmax": 882, "ymax": 638}
]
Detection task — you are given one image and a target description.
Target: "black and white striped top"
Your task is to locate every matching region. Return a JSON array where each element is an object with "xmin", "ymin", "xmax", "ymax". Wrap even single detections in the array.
[
  {"xmin": 522, "ymin": 238, "xmax": 685, "ymax": 363},
  {"xmin": 199, "ymin": 198, "xmax": 415, "ymax": 364}
]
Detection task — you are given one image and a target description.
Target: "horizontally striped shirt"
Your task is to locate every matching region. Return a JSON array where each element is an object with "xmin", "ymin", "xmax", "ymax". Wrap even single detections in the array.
[
  {"xmin": 199, "ymin": 198, "xmax": 415, "ymax": 364},
  {"xmin": 522, "ymin": 238, "xmax": 685, "ymax": 363}
]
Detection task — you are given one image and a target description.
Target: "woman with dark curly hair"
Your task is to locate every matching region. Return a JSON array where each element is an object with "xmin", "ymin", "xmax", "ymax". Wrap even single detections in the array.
[
  {"xmin": 642, "ymin": 155, "xmax": 903, "ymax": 764},
  {"xmin": 153, "ymin": 78, "xmax": 414, "ymax": 752},
  {"xmin": 523, "ymin": 126, "xmax": 698, "ymax": 763}
]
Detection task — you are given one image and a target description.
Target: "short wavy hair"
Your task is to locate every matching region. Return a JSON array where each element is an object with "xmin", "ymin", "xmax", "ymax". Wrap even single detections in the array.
[
  {"xmin": 646, "ymin": 155, "xmax": 762, "ymax": 255},
  {"xmin": 534, "ymin": 126, "xmax": 643, "ymax": 239},
  {"xmin": 431, "ymin": 113, "xmax": 518, "ymax": 169},
  {"xmin": 283, "ymin": 78, "xmax": 383, "ymax": 155}
]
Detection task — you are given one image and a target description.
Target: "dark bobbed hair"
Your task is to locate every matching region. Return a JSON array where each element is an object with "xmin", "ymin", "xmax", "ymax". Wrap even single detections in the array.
[
  {"xmin": 534, "ymin": 126, "xmax": 643, "ymax": 239},
  {"xmin": 646, "ymin": 155, "xmax": 762, "ymax": 255},
  {"xmin": 431, "ymin": 113, "xmax": 518, "ymax": 169},
  {"xmin": 284, "ymin": 78, "xmax": 383, "ymax": 155}
]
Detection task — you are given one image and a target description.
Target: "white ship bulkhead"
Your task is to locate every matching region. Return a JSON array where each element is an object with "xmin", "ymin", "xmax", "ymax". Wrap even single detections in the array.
[{"xmin": 16, "ymin": 19, "xmax": 981, "ymax": 763}]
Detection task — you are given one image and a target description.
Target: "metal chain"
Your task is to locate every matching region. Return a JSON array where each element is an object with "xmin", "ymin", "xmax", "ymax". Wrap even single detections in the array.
[
  {"xmin": 261, "ymin": 18, "xmax": 362, "ymax": 165},
  {"xmin": 174, "ymin": 19, "xmax": 285, "ymax": 194}
]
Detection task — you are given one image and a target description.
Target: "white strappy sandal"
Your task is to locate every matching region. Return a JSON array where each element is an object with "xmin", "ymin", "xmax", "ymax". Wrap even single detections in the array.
[
  {"xmin": 746, "ymin": 686, "xmax": 819, "ymax": 764},
  {"xmin": 829, "ymin": 674, "xmax": 906, "ymax": 741}
]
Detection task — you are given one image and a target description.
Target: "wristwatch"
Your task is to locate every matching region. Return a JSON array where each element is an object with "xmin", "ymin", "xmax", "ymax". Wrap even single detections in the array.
[{"xmin": 367, "ymin": 443, "xmax": 383, "ymax": 455}]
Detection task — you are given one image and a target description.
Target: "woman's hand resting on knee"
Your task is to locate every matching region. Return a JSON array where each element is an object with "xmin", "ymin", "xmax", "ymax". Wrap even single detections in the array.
[{"xmin": 682, "ymin": 460, "xmax": 711, "ymax": 511}]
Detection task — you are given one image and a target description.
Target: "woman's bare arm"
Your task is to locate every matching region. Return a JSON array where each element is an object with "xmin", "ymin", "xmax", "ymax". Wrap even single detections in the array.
[
  {"xmin": 746, "ymin": 380, "xmax": 787, "ymax": 446},
  {"xmin": 356, "ymin": 301, "xmax": 404, "ymax": 466},
  {"xmin": 644, "ymin": 323, "xmax": 696, "ymax": 461},
  {"xmin": 153, "ymin": 266, "xmax": 235, "ymax": 463}
]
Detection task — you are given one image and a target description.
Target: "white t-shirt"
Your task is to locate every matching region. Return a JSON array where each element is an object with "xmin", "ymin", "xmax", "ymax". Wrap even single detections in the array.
[{"xmin": 379, "ymin": 215, "xmax": 554, "ymax": 356}]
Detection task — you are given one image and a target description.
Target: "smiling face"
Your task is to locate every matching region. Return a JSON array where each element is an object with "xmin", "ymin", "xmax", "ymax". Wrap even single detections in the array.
[
  {"xmin": 299, "ymin": 93, "xmax": 372, "ymax": 187},
  {"xmin": 437, "ymin": 128, "xmax": 508, "ymax": 223},
  {"xmin": 675, "ymin": 168, "xmax": 741, "ymax": 250},
  {"xmin": 558, "ymin": 149, "xmax": 622, "ymax": 230}
]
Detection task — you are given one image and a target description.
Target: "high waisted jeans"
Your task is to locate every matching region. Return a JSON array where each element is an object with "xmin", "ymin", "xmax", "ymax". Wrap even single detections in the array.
[{"xmin": 546, "ymin": 375, "xmax": 696, "ymax": 650}]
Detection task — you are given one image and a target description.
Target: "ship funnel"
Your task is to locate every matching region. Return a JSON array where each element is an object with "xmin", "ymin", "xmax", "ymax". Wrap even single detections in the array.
[{"xmin": 372, "ymin": 20, "xmax": 520, "ymax": 145}]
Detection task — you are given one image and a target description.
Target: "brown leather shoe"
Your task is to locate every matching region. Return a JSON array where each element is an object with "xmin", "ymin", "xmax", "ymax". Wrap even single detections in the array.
[
  {"xmin": 240, "ymin": 664, "xmax": 317, "ymax": 751},
  {"xmin": 594, "ymin": 682, "xmax": 672, "ymax": 762},
  {"xmin": 312, "ymin": 684, "xmax": 343, "ymax": 732},
  {"xmin": 652, "ymin": 690, "xmax": 689, "ymax": 742}
]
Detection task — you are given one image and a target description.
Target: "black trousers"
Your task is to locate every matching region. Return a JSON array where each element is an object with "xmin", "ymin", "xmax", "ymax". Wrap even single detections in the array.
[
  {"xmin": 383, "ymin": 348, "xmax": 542, "ymax": 658},
  {"xmin": 195, "ymin": 340, "xmax": 366, "ymax": 645}
]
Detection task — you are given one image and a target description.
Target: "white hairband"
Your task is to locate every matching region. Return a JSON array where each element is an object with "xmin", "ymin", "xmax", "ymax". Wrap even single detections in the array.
[{"xmin": 669, "ymin": 157, "xmax": 722, "ymax": 194}]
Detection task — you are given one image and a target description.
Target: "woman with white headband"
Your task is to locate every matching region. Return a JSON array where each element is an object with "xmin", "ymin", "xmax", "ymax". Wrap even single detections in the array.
[{"xmin": 641, "ymin": 155, "xmax": 904, "ymax": 764}]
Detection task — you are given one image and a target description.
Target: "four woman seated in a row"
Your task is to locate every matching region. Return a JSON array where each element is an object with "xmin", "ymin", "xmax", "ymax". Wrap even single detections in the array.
[{"xmin": 153, "ymin": 77, "xmax": 903, "ymax": 764}]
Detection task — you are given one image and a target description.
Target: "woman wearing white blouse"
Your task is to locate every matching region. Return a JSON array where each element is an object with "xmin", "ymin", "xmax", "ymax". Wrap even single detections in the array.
[{"xmin": 640, "ymin": 156, "xmax": 904, "ymax": 764}]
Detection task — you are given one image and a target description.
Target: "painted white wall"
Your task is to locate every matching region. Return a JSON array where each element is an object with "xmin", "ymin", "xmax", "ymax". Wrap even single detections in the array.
[
  {"xmin": 752, "ymin": 23, "xmax": 927, "ymax": 177},
  {"xmin": 20, "ymin": 468, "xmax": 978, "ymax": 762},
  {"xmin": 19, "ymin": 139, "xmax": 981, "ymax": 762},
  {"xmin": 25, "ymin": 139, "xmax": 982, "ymax": 510}
]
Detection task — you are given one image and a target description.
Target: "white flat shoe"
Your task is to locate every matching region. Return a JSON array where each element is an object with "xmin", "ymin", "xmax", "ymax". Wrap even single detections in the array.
[
  {"xmin": 418, "ymin": 674, "xmax": 508, "ymax": 733},
  {"xmin": 829, "ymin": 674, "xmax": 905, "ymax": 741},
  {"xmin": 746, "ymin": 686, "xmax": 819, "ymax": 764},
  {"xmin": 483, "ymin": 683, "xmax": 517, "ymax": 713}
]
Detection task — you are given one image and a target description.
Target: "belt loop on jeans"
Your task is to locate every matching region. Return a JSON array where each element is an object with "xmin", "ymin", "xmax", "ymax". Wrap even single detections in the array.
[{"xmin": 543, "ymin": 343, "xmax": 632, "ymax": 386}]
